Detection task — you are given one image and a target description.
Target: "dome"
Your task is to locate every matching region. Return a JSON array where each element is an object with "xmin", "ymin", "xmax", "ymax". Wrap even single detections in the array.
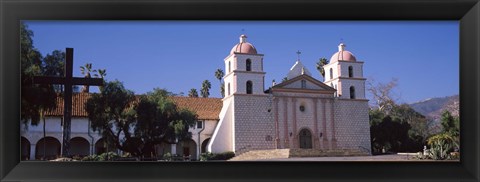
[
  {"xmin": 329, "ymin": 43, "xmax": 356, "ymax": 62},
  {"xmin": 230, "ymin": 34, "xmax": 258, "ymax": 54}
]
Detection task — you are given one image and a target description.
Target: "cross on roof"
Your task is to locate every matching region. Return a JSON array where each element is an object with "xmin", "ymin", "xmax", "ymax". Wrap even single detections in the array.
[
  {"xmin": 296, "ymin": 50, "xmax": 301, "ymax": 60},
  {"xmin": 33, "ymin": 48, "xmax": 104, "ymax": 157}
]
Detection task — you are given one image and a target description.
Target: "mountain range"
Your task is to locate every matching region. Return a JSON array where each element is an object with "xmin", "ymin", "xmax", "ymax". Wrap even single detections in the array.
[{"xmin": 409, "ymin": 95, "xmax": 459, "ymax": 121}]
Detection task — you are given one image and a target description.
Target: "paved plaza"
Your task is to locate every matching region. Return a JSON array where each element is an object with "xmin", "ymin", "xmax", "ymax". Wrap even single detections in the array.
[{"xmin": 243, "ymin": 154, "xmax": 459, "ymax": 162}]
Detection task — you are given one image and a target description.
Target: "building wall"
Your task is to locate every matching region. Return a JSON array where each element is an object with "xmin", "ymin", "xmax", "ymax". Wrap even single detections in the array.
[
  {"xmin": 224, "ymin": 54, "xmax": 265, "ymax": 95},
  {"xmin": 234, "ymin": 54, "xmax": 263, "ymax": 72},
  {"xmin": 274, "ymin": 91, "xmax": 336, "ymax": 150},
  {"xmin": 22, "ymin": 116, "xmax": 220, "ymax": 160},
  {"xmin": 208, "ymin": 98, "xmax": 234, "ymax": 153},
  {"xmin": 233, "ymin": 95, "xmax": 275, "ymax": 152},
  {"xmin": 333, "ymin": 99, "xmax": 371, "ymax": 152},
  {"xmin": 338, "ymin": 61, "xmax": 364, "ymax": 78},
  {"xmin": 338, "ymin": 79, "xmax": 366, "ymax": 99}
]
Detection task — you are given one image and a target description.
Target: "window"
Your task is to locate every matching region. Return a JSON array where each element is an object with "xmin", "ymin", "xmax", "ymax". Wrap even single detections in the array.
[
  {"xmin": 246, "ymin": 59, "xmax": 252, "ymax": 71},
  {"xmin": 350, "ymin": 86, "xmax": 356, "ymax": 99},
  {"xmin": 348, "ymin": 66, "xmax": 353, "ymax": 78},
  {"xmin": 196, "ymin": 121, "xmax": 203, "ymax": 129},
  {"xmin": 228, "ymin": 83, "xmax": 231, "ymax": 96},
  {"xmin": 329, "ymin": 68, "xmax": 333, "ymax": 80},
  {"xmin": 246, "ymin": 81, "xmax": 253, "ymax": 94},
  {"xmin": 299, "ymin": 105, "xmax": 305, "ymax": 112},
  {"xmin": 228, "ymin": 61, "xmax": 231, "ymax": 73},
  {"xmin": 301, "ymin": 80, "xmax": 306, "ymax": 89}
]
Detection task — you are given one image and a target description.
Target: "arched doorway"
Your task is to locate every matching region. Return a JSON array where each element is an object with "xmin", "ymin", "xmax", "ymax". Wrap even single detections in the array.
[
  {"xmin": 21, "ymin": 137, "xmax": 30, "ymax": 160},
  {"xmin": 70, "ymin": 137, "xmax": 90, "ymax": 157},
  {"xmin": 201, "ymin": 138, "xmax": 210, "ymax": 153},
  {"xmin": 177, "ymin": 139, "xmax": 197, "ymax": 160},
  {"xmin": 95, "ymin": 138, "xmax": 116, "ymax": 155},
  {"xmin": 35, "ymin": 137, "xmax": 61, "ymax": 160},
  {"xmin": 299, "ymin": 129, "xmax": 313, "ymax": 149}
]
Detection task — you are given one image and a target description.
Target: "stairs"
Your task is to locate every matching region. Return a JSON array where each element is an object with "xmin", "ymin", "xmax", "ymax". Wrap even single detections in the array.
[
  {"xmin": 229, "ymin": 148, "xmax": 370, "ymax": 161},
  {"xmin": 229, "ymin": 149, "xmax": 290, "ymax": 161},
  {"xmin": 289, "ymin": 148, "xmax": 370, "ymax": 158}
]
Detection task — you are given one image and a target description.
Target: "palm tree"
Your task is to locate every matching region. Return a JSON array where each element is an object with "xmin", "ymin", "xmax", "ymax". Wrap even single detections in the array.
[
  {"xmin": 188, "ymin": 88, "xmax": 199, "ymax": 97},
  {"xmin": 214, "ymin": 69, "xmax": 225, "ymax": 97},
  {"xmin": 200, "ymin": 80, "xmax": 211, "ymax": 98},
  {"xmin": 94, "ymin": 69, "xmax": 107, "ymax": 92},
  {"xmin": 316, "ymin": 58, "xmax": 329, "ymax": 80},
  {"xmin": 79, "ymin": 63, "xmax": 97, "ymax": 93}
]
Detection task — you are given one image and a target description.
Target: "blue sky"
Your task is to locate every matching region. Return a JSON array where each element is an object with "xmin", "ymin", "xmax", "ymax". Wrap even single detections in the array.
[{"xmin": 25, "ymin": 21, "xmax": 459, "ymax": 104}]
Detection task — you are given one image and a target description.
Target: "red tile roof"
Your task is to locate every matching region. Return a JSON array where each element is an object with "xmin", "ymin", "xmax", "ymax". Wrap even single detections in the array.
[
  {"xmin": 170, "ymin": 96, "xmax": 222, "ymax": 120},
  {"xmin": 45, "ymin": 93, "xmax": 222, "ymax": 120}
]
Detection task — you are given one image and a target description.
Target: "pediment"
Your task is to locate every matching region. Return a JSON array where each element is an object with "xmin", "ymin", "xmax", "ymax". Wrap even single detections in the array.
[{"xmin": 272, "ymin": 74, "xmax": 336, "ymax": 93}]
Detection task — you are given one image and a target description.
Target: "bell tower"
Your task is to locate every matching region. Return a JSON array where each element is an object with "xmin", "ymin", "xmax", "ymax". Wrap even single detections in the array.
[
  {"xmin": 323, "ymin": 43, "xmax": 366, "ymax": 99},
  {"xmin": 223, "ymin": 35, "xmax": 266, "ymax": 97}
]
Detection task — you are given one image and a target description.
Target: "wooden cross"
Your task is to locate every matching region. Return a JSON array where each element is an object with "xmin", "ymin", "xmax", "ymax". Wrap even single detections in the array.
[{"xmin": 33, "ymin": 48, "xmax": 103, "ymax": 157}]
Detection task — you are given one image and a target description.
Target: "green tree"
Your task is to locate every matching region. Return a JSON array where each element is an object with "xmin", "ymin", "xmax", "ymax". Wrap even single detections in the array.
[
  {"xmin": 188, "ymin": 88, "xmax": 199, "ymax": 97},
  {"xmin": 315, "ymin": 58, "xmax": 329, "ymax": 80},
  {"xmin": 85, "ymin": 80, "xmax": 138, "ymax": 155},
  {"xmin": 370, "ymin": 115, "xmax": 413, "ymax": 153},
  {"xmin": 42, "ymin": 50, "xmax": 65, "ymax": 92},
  {"xmin": 20, "ymin": 22, "xmax": 57, "ymax": 126},
  {"xmin": 440, "ymin": 110, "xmax": 459, "ymax": 136},
  {"xmin": 86, "ymin": 83, "xmax": 197, "ymax": 158},
  {"xmin": 214, "ymin": 69, "xmax": 225, "ymax": 97},
  {"xmin": 201, "ymin": 80, "xmax": 211, "ymax": 98},
  {"xmin": 135, "ymin": 88, "xmax": 197, "ymax": 157}
]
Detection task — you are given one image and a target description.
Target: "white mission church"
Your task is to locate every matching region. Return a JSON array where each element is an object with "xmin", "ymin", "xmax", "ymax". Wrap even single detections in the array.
[{"xmin": 21, "ymin": 34, "xmax": 371, "ymax": 160}]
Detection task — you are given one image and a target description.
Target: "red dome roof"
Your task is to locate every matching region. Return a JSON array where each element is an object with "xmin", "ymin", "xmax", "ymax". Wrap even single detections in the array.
[
  {"xmin": 230, "ymin": 34, "xmax": 258, "ymax": 54},
  {"xmin": 230, "ymin": 42, "xmax": 257, "ymax": 54},
  {"xmin": 330, "ymin": 50, "xmax": 357, "ymax": 62},
  {"xmin": 330, "ymin": 43, "xmax": 356, "ymax": 62}
]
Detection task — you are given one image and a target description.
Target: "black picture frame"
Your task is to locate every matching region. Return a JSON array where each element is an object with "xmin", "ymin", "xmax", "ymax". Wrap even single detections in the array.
[{"xmin": 1, "ymin": 0, "xmax": 478, "ymax": 181}]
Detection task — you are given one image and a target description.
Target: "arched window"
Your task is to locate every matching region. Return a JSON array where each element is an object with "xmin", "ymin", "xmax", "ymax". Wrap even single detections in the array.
[
  {"xmin": 348, "ymin": 66, "xmax": 353, "ymax": 78},
  {"xmin": 329, "ymin": 68, "xmax": 333, "ymax": 80},
  {"xmin": 246, "ymin": 59, "xmax": 252, "ymax": 71},
  {"xmin": 350, "ymin": 86, "xmax": 356, "ymax": 99},
  {"xmin": 228, "ymin": 61, "xmax": 231, "ymax": 73},
  {"xmin": 246, "ymin": 81, "xmax": 253, "ymax": 94},
  {"xmin": 228, "ymin": 83, "xmax": 231, "ymax": 96},
  {"xmin": 301, "ymin": 80, "xmax": 306, "ymax": 89}
]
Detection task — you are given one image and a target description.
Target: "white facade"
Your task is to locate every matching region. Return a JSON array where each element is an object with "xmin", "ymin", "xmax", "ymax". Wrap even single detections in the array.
[
  {"xmin": 209, "ymin": 36, "xmax": 371, "ymax": 154},
  {"xmin": 21, "ymin": 116, "xmax": 218, "ymax": 160}
]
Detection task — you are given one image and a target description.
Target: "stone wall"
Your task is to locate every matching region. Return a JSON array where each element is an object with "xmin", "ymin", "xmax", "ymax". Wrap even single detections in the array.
[
  {"xmin": 333, "ymin": 99, "xmax": 371, "ymax": 153},
  {"xmin": 233, "ymin": 95, "xmax": 275, "ymax": 152}
]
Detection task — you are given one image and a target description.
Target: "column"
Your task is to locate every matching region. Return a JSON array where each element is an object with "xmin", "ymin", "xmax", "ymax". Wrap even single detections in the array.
[
  {"xmin": 321, "ymin": 99, "xmax": 328, "ymax": 149},
  {"xmin": 313, "ymin": 99, "xmax": 319, "ymax": 149},
  {"xmin": 171, "ymin": 143, "xmax": 177, "ymax": 155},
  {"xmin": 292, "ymin": 98, "xmax": 298, "ymax": 149},
  {"xmin": 329, "ymin": 99, "xmax": 337, "ymax": 149},
  {"xmin": 274, "ymin": 97, "xmax": 280, "ymax": 149},
  {"xmin": 283, "ymin": 97, "xmax": 289, "ymax": 148},
  {"xmin": 30, "ymin": 143, "xmax": 36, "ymax": 160}
]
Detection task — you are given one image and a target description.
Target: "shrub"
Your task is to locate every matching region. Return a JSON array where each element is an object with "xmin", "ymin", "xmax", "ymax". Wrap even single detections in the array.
[
  {"xmin": 200, "ymin": 152, "xmax": 235, "ymax": 161},
  {"xmin": 427, "ymin": 133, "xmax": 457, "ymax": 160},
  {"xmin": 81, "ymin": 152, "xmax": 119, "ymax": 161},
  {"xmin": 162, "ymin": 152, "xmax": 173, "ymax": 161}
]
